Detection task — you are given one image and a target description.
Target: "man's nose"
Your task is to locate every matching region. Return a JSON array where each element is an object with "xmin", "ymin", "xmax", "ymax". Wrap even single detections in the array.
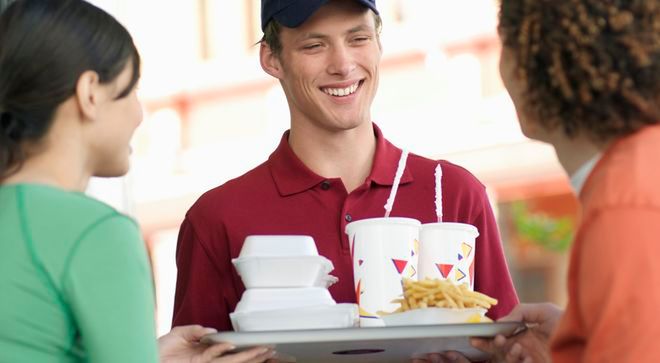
[{"xmin": 327, "ymin": 44, "xmax": 356, "ymax": 77}]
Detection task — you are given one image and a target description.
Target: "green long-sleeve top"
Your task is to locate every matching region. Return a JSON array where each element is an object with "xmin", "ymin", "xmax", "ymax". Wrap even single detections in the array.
[{"xmin": 0, "ymin": 184, "xmax": 158, "ymax": 362}]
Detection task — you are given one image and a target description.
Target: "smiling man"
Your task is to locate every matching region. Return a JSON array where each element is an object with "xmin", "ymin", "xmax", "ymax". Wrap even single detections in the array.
[{"xmin": 172, "ymin": 0, "xmax": 518, "ymax": 331}]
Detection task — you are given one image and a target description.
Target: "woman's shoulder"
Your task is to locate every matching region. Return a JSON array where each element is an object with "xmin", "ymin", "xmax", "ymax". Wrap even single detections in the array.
[
  {"xmin": 17, "ymin": 183, "xmax": 120, "ymax": 217},
  {"xmin": 8, "ymin": 183, "xmax": 138, "ymax": 249}
]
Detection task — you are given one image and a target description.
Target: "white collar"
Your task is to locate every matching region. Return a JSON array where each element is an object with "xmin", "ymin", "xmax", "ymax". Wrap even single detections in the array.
[{"xmin": 570, "ymin": 154, "xmax": 602, "ymax": 195}]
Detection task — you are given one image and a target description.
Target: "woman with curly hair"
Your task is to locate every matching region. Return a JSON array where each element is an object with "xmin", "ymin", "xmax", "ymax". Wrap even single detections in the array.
[{"xmin": 463, "ymin": 1, "xmax": 660, "ymax": 362}]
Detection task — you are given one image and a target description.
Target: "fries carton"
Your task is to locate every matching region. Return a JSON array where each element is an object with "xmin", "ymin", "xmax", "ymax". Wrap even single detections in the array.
[{"xmin": 382, "ymin": 278, "xmax": 497, "ymax": 326}]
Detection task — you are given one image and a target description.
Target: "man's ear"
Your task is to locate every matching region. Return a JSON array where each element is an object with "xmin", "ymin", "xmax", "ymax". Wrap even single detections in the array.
[
  {"xmin": 260, "ymin": 42, "xmax": 284, "ymax": 80},
  {"xmin": 75, "ymin": 70, "xmax": 101, "ymax": 121}
]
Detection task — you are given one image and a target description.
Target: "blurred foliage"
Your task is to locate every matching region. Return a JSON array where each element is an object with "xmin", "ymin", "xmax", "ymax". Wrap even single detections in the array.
[{"xmin": 511, "ymin": 201, "xmax": 574, "ymax": 252}]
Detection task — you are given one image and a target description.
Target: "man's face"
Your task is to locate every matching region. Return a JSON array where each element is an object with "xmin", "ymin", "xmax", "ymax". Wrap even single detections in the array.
[{"xmin": 264, "ymin": 0, "xmax": 382, "ymax": 133}]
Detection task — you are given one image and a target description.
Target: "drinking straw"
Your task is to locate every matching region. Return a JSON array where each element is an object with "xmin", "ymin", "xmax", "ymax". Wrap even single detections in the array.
[
  {"xmin": 384, "ymin": 149, "xmax": 409, "ymax": 217},
  {"xmin": 435, "ymin": 163, "xmax": 443, "ymax": 223}
]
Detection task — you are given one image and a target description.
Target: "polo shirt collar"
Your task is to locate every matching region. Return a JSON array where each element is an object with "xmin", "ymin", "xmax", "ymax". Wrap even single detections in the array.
[{"xmin": 268, "ymin": 123, "xmax": 414, "ymax": 196}]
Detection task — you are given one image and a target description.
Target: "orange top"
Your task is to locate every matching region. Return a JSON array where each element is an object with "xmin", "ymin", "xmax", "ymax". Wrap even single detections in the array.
[{"xmin": 551, "ymin": 124, "xmax": 660, "ymax": 362}]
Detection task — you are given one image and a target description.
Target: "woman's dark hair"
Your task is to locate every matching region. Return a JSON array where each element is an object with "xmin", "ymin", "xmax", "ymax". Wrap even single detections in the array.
[
  {"xmin": 0, "ymin": 0, "xmax": 141, "ymax": 179},
  {"xmin": 499, "ymin": 0, "xmax": 660, "ymax": 142}
]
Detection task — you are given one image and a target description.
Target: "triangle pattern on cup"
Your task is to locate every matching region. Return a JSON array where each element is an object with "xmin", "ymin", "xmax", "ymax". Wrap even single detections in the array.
[
  {"xmin": 392, "ymin": 259, "xmax": 408, "ymax": 274},
  {"xmin": 436, "ymin": 263, "xmax": 454, "ymax": 278},
  {"xmin": 350, "ymin": 234, "xmax": 356, "ymax": 257},
  {"xmin": 455, "ymin": 268, "xmax": 467, "ymax": 282},
  {"xmin": 461, "ymin": 242, "xmax": 473, "ymax": 258},
  {"xmin": 359, "ymin": 306, "xmax": 379, "ymax": 319},
  {"xmin": 356, "ymin": 279, "xmax": 363, "ymax": 299},
  {"xmin": 356, "ymin": 279, "xmax": 378, "ymax": 319},
  {"xmin": 403, "ymin": 263, "xmax": 417, "ymax": 279}
]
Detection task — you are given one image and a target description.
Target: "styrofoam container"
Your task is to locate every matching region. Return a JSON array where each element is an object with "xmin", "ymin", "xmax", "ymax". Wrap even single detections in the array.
[
  {"xmin": 230, "ymin": 304, "xmax": 359, "ymax": 332},
  {"xmin": 232, "ymin": 255, "xmax": 334, "ymax": 288},
  {"xmin": 234, "ymin": 287, "xmax": 336, "ymax": 313},
  {"xmin": 319, "ymin": 274, "xmax": 339, "ymax": 288},
  {"xmin": 239, "ymin": 235, "xmax": 318, "ymax": 257},
  {"xmin": 381, "ymin": 307, "xmax": 488, "ymax": 326}
]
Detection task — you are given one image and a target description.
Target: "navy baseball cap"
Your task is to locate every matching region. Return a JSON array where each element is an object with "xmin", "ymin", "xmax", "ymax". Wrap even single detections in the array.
[{"xmin": 261, "ymin": 0, "xmax": 378, "ymax": 31}]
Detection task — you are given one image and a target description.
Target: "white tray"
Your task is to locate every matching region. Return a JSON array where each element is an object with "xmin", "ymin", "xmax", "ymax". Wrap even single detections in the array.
[{"xmin": 202, "ymin": 322, "xmax": 525, "ymax": 362}]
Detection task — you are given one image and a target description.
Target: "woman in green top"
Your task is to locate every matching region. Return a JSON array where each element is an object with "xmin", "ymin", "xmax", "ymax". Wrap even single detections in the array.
[{"xmin": 0, "ymin": 1, "xmax": 273, "ymax": 362}]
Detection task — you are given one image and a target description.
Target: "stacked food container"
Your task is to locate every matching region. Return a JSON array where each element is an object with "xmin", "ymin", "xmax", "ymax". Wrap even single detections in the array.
[{"xmin": 230, "ymin": 235, "xmax": 358, "ymax": 331}]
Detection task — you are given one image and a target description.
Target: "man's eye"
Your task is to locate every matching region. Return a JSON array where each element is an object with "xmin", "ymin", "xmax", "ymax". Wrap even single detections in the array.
[
  {"xmin": 303, "ymin": 44, "xmax": 321, "ymax": 50},
  {"xmin": 353, "ymin": 36, "xmax": 370, "ymax": 43}
]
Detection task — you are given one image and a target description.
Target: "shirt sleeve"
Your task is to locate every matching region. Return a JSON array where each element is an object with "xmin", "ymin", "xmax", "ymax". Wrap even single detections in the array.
[
  {"xmin": 62, "ymin": 214, "xmax": 158, "ymax": 363},
  {"xmin": 171, "ymin": 216, "xmax": 234, "ymax": 331},
  {"xmin": 473, "ymin": 193, "xmax": 519, "ymax": 320},
  {"xmin": 577, "ymin": 208, "xmax": 660, "ymax": 363}
]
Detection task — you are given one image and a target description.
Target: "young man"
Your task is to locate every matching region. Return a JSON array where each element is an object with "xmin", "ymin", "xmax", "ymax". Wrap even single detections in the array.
[{"xmin": 172, "ymin": 0, "xmax": 518, "ymax": 331}]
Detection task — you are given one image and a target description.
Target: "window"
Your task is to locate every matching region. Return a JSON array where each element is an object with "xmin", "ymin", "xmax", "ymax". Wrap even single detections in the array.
[{"xmin": 198, "ymin": 0, "xmax": 260, "ymax": 61}]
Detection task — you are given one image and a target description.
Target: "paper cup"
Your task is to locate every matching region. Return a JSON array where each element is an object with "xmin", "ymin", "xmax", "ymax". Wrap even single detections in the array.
[
  {"xmin": 345, "ymin": 217, "xmax": 421, "ymax": 327},
  {"xmin": 418, "ymin": 223, "xmax": 479, "ymax": 289}
]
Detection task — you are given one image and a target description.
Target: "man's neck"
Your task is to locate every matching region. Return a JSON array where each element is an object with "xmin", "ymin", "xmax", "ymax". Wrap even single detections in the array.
[{"xmin": 288, "ymin": 121, "xmax": 376, "ymax": 193}]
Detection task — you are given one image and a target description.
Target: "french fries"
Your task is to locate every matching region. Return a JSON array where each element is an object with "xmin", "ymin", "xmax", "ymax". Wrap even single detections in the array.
[{"xmin": 391, "ymin": 278, "xmax": 498, "ymax": 313}]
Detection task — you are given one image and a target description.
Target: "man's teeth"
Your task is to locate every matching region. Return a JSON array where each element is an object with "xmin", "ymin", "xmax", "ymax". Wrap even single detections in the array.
[{"xmin": 322, "ymin": 82, "xmax": 359, "ymax": 96}]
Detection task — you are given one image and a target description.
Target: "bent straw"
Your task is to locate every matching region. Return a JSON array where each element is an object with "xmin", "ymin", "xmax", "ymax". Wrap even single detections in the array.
[
  {"xmin": 435, "ymin": 163, "xmax": 443, "ymax": 223},
  {"xmin": 384, "ymin": 149, "xmax": 409, "ymax": 217}
]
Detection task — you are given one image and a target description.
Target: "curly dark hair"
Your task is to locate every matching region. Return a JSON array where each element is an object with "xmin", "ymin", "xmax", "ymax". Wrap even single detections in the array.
[{"xmin": 499, "ymin": 0, "xmax": 660, "ymax": 141}]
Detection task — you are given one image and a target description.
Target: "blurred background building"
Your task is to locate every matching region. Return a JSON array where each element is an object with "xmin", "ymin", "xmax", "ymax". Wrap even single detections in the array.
[{"xmin": 85, "ymin": 0, "xmax": 579, "ymax": 335}]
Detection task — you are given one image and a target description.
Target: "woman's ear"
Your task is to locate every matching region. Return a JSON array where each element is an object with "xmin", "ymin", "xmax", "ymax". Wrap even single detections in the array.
[
  {"xmin": 260, "ymin": 42, "xmax": 284, "ymax": 80},
  {"xmin": 74, "ymin": 70, "xmax": 101, "ymax": 121}
]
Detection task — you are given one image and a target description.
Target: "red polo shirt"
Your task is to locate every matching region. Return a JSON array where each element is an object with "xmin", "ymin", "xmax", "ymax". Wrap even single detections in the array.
[{"xmin": 172, "ymin": 124, "xmax": 518, "ymax": 331}]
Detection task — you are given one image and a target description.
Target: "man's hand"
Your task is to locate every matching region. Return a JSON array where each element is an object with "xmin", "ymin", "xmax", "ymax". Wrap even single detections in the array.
[
  {"xmin": 158, "ymin": 325, "xmax": 275, "ymax": 363},
  {"xmin": 471, "ymin": 303, "xmax": 563, "ymax": 363},
  {"xmin": 411, "ymin": 303, "xmax": 563, "ymax": 363}
]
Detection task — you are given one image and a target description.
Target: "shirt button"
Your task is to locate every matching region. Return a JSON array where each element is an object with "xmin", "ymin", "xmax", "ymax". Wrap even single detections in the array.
[
  {"xmin": 320, "ymin": 181, "xmax": 331, "ymax": 190},
  {"xmin": 345, "ymin": 214, "xmax": 352, "ymax": 222}
]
